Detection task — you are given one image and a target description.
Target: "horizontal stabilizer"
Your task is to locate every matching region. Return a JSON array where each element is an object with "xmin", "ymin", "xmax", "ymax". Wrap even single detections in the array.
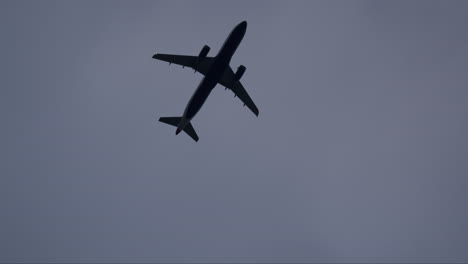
[
  {"xmin": 159, "ymin": 116, "xmax": 199, "ymax": 142},
  {"xmin": 159, "ymin": 117, "xmax": 181, "ymax": 127},
  {"xmin": 182, "ymin": 122, "xmax": 199, "ymax": 142}
]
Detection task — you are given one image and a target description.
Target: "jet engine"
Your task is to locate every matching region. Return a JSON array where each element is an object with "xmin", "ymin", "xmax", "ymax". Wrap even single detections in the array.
[
  {"xmin": 198, "ymin": 45, "xmax": 210, "ymax": 58},
  {"xmin": 234, "ymin": 65, "xmax": 246, "ymax": 81}
]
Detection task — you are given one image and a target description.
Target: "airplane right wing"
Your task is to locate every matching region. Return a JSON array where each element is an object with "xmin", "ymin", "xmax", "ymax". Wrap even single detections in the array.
[
  {"xmin": 219, "ymin": 66, "xmax": 259, "ymax": 116},
  {"xmin": 152, "ymin": 54, "xmax": 214, "ymax": 76}
]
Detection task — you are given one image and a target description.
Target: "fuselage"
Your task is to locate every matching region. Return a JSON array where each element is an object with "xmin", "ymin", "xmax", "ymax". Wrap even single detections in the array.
[{"xmin": 176, "ymin": 21, "xmax": 247, "ymax": 134}]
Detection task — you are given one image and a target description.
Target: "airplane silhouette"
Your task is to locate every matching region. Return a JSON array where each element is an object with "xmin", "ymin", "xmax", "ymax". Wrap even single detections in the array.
[{"xmin": 153, "ymin": 21, "xmax": 259, "ymax": 142}]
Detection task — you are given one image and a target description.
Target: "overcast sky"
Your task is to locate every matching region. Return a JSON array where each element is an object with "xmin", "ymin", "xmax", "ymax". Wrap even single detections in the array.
[{"xmin": 1, "ymin": 0, "xmax": 468, "ymax": 263}]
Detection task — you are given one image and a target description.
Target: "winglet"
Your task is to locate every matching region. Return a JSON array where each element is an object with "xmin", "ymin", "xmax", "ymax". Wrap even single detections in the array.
[{"xmin": 251, "ymin": 105, "xmax": 259, "ymax": 117}]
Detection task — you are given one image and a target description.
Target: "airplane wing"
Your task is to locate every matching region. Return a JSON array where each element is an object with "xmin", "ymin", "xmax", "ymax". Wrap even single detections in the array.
[
  {"xmin": 219, "ymin": 66, "xmax": 259, "ymax": 116},
  {"xmin": 152, "ymin": 54, "xmax": 214, "ymax": 75}
]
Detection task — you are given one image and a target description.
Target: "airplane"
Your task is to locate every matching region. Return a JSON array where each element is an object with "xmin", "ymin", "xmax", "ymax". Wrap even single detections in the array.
[{"xmin": 153, "ymin": 20, "xmax": 259, "ymax": 142}]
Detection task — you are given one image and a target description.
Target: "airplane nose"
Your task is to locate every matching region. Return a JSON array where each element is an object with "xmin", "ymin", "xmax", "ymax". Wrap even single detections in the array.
[
  {"xmin": 240, "ymin": 20, "xmax": 247, "ymax": 29},
  {"xmin": 235, "ymin": 21, "xmax": 247, "ymax": 34}
]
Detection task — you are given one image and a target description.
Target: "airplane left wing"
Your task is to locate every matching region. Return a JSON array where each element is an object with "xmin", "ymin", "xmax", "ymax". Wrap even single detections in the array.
[
  {"xmin": 219, "ymin": 66, "xmax": 259, "ymax": 116},
  {"xmin": 152, "ymin": 54, "xmax": 213, "ymax": 75}
]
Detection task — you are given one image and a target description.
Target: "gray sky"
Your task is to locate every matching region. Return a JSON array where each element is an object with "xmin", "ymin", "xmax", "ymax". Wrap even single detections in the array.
[{"xmin": 1, "ymin": 0, "xmax": 468, "ymax": 262}]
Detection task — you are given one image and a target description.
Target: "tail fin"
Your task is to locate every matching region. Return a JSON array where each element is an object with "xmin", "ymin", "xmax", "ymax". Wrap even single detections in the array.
[{"xmin": 159, "ymin": 117, "xmax": 199, "ymax": 142}]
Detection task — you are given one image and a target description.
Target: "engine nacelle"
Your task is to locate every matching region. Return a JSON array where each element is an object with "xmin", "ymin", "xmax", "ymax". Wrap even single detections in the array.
[
  {"xmin": 198, "ymin": 45, "xmax": 210, "ymax": 58},
  {"xmin": 234, "ymin": 65, "xmax": 246, "ymax": 81}
]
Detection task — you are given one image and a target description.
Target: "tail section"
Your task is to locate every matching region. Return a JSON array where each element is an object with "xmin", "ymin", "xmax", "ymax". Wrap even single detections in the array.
[{"xmin": 159, "ymin": 116, "xmax": 199, "ymax": 142}]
